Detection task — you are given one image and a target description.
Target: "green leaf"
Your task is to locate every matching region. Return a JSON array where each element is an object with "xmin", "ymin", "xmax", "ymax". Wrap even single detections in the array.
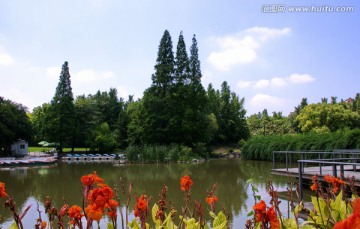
[
  {"xmin": 252, "ymin": 185, "xmax": 259, "ymax": 193},
  {"xmin": 294, "ymin": 201, "xmax": 303, "ymax": 215},
  {"xmin": 128, "ymin": 218, "xmax": 141, "ymax": 229},
  {"xmin": 282, "ymin": 218, "xmax": 298, "ymax": 229},
  {"xmin": 247, "ymin": 210, "xmax": 254, "ymax": 217},
  {"xmin": 152, "ymin": 203, "xmax": 161, "ymax": 225},
  {"xmin": 8, "ymin": 222, "xmax": 19, "ymax": 229},
  {"xmin": 107, "ymin": 223, "xmax": 115, "ymax": 229},
  {"xmin": 213, "ymin": 211, "xmax": 227, "ymax": 229},
  {"xmin": 301, "ymin": 225, "xmax": 317, "ymax": 229},
  {"xmin": 330, "ymin": 190, "xmax": 347, "ymax": 221},
  {"xmin": 163, "ymin": 210, "xmax": 177, "ymax": 229},
  {"xmin": 311, "ymin": 196, "xmax": 328, "ymax": 217},
  {"xmin": 209, "ymin": 211, "xmax": 217, "ymax": 219},
  {"xmin": 255, "ymin": 195, "xmax": 261, "ymax": 201},
  {"xmin": 246, "ymin": 179, "xmax": 253, "ymax": 183}
]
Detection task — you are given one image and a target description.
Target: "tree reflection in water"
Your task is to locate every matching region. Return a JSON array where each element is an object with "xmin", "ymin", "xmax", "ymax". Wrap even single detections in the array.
[{"xmin": 0, "ymin": 159, "xmax": 290, "ymax": 228}]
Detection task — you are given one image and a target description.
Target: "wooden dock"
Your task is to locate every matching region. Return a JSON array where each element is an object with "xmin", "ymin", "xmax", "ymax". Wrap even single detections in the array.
[{"xmin": 272, "ymin": 165, "xmax": 360, "ymax": 187}]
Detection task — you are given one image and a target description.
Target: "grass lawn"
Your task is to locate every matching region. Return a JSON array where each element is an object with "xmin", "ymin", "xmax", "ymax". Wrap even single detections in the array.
[{"xmin": 28, "ymin": 147, "xmax": 88, "ymax": 152}]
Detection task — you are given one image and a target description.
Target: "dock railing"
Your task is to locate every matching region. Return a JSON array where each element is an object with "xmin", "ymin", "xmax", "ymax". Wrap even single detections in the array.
[
  {"xmin": 272, "ymin": 150, "xmax": 360, "ymax": 200},
  {"xmin": 297, "ymin": 158, "xmax": 360, "ymax": 200},
  {"xmin": 272, "ymin": 149, "xmax": 360, "ymax": 171}
]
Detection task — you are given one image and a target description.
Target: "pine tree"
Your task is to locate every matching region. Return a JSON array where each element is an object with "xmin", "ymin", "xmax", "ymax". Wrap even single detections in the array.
[
  {"xmin": 174, "ymin": 31, "xmax": 190, "ymax": 84},
  {"xmin": 151, "ymin": 30, "xmax": 175, "ymax": 96},
  {"xmin": 143, "ymin": 30, "xmax": 175, "ymax": 144},
  {"xmin": 189, "ymin": 34, "xmax": 202, "ymax": 84},
  {"xmin": 46, "ymin": 61, "xmax": 77, "ymax": 152},
  {"xmin": 186, "ymin": 34, "xmax": 209, "ymax": 144}
]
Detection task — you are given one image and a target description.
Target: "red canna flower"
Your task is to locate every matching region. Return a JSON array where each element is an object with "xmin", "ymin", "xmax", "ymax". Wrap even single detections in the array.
[
  {"xmin": 324, "ymin": 175, "xmax": 346, "ymax": 194},
  {"xmin": 88, "ymin": 185, "xmax": 114, "ymax": 209},
  {"xmin": 253, "ymin": 200, "xmax": 267, "ymax": 222},
  {"xmin": 333, "ymin": 198, "xmax": 360, "ymax": 229},
  {"xmin": 0, "ymin": 182, "xmax": 8, "ymax": 198},
  {"xmin": 133, "ymin": 194, "xmax": 148, "ymax": 229},
  {"xmin": 69, "ymin": 205, "xmax": 83, "ymax": 221},
  {"xmin": 84, "ymin": 182, "xmax": 116, "ymax": 223},
  {"xmin": 267, "ymin": 206, "xmax": 280, "ymax": 229},
  {"xmin": 41, "ymin": 221, "xmax": 47, "ymax": 229},
  {"xmin": 353, "ymin": 198, "xmax": 360, "ymax": 215},
  {"xmin": 206, "ymin": 196, "xmax": 218, "ymax": 205},
  {"xmin": 106, "ymin": 199, "xmax": 118, "ymax": 221},
  {"xmin": 81, "ymin": 171, "xmax": 104, "ymax": 187},
  {"xmin": 253, "ymin": 200, "xmax": 280, "ymax": 229},
  {"xmin": 133, "ymin": 209, "xmax": 139, "ymax": 217},
  {"xmin": 310, "ymin": 175, "xmax": 318, "ymax": 191},
  {"xmin": 180, "ymin": 175, "xmax": 193, "ymax": 191},
  {"xmin": 333, "ymin": 214, "xmax": 360, "ymax": 229},
  {"xmin": 136, "ymin": 195, "xmax": 148, "ymax": 212},
  {"xmin": 85, "ymin": 204, "xmax": 103, "ymax": 222}
]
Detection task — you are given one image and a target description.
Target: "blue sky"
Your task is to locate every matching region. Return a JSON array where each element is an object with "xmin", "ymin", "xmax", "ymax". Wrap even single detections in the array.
[{"xmin": 0, "ymin": 0, "xmax": 359, "ymax": 116}]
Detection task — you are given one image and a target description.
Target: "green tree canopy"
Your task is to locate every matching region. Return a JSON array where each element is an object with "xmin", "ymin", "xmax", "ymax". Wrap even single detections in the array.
[
  {"xmin": 0, "ymin": 97, "xmax": 32, "ymax": 155},
  {"xmin": 296, "ymin": 103, "xmax": 360, "ymax": 132}
]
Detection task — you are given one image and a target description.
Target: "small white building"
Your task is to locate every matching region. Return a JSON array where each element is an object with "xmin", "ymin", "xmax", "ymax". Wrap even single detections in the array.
[{"xmin": 11, "ymin": 139, "xmax": 28, "ymax": 156}]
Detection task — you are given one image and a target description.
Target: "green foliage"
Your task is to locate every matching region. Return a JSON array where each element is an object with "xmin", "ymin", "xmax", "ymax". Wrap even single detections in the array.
[
  {"xmin": 93, "ymin": 122, "xmax": 117, "ymax": 152},
  {"xmin": 151, "ymin": 204, "xmax": 178, "ymax": 229},
  {"xmin": 304, "ymin": 191, "xmax": 352, "ymax": 228},
  {"xmin": 126, "ymin": 145, "xmax": 189, "ymax": 163},
  {"xmin": 247, "ymin": 110, "xmax": 293, "ymax": 136},
  {"xmin": 125, "ymin": 144, "xmax": 208, "ymax": 163},
  {"xmin": 0, "ymin": 97, "xmax": 32, "ymax": 155},
  {"xmin": 207, "ymin": 82, "xmax": 249, "ymax": 144},
  {"xmin": 296, "ymin": 102, "xmax": 360, "ymax": 133},
  {"xmin": 30, "ymin": 103, "xmax": 50, "ymax": 144},
  {"xmin": 210, "ymin": 211, "xmax": 228, "ymax": 229},
  {"xmin": 242, "ymin": 129, "xmax": 360, "ymax": 160}
]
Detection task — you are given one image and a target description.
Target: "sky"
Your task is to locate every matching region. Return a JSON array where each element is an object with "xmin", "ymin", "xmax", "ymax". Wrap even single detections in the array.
[{"xmin": 0, "ymin": 0, "xmax": 359, "ymax": 116}]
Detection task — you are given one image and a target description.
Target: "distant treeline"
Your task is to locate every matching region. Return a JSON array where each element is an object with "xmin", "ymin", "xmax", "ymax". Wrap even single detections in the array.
[{"xmin": 242, "ymin": 129, "xmax": 360, "ymax": 161}]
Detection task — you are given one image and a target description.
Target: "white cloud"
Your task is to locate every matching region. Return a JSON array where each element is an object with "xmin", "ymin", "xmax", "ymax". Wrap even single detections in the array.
[
  {"xmin": 45, "ymin": 67, "xmax": 115, "ymax": 83},
  {"xmin": 254, "ymin": 79, "xmax": 270, "ymax": 89},
  {"xmin": 270, "ymin": 77, "xmax": 286, "ymax": 87},
  {"xmin": 0, "ymin": 52, "xmax": 14, "ymax": 66},
  {"xmin": 288, "ymin": 73, "xmax": 315, "ymax": 84},
  {"xmin": 73, "ymin": 70, "xmax": 114, "ymax": 83},
  {"xmin": 207, "ymin": 27, "xmax": 291, "ymax": 71},
  {"xmin": 250, "ymin": 93, "xmax": 286, "ymax": 108},
  {"xmin": 237, "ymin": 73, "xmax": 314, "ymax": 89},
  {"xmin": 245, "ymin": 27, "xmax": 291, "ymax": 42},
  {"xmin": 207, "ymin": 36, "xmax": 257, "ymax": 71},
  {"xmin": 237, "ymin": 80, "xmax": 252, "ymax": 88}
]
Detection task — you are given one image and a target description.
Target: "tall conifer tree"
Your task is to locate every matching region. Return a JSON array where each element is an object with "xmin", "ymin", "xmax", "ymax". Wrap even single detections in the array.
[
  {"xmin": 174, "ymin": 31, "xmax": 190, "ymax": 84},
  {"xmin": 189, "ymin": 35, "xmax": 202, "ymax": 84},
  {"xmin": 151, "ymin": 30, "xmax": 175, "ymax": 96},
  {"xmin": 143, "ymin": 30, "xmax": 175, "ymax": 144},
  {"xmin": 46, "ymin": 61, "xmax": 77, "ymax": 152}
]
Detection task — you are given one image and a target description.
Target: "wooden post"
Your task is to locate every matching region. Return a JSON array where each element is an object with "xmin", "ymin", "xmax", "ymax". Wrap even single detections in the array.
[
  {"xmin": 332, "ymin": 164, "xmax": 337, "ymax": 177},
  {"xmin": 298, "ymin": 161, "xmax": 303, "ymax": 201}
]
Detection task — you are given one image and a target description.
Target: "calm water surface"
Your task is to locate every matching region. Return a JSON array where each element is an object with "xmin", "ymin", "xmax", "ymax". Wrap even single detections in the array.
[{"xmin": 0, "ymin": 159, "xmax": 296, "ymax": 228}]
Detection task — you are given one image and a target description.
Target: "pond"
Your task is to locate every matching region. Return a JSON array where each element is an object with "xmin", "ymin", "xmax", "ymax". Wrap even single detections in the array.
[{"xmin": 0, "ymin": 158, "xmax": 304, "ymax": 228}]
